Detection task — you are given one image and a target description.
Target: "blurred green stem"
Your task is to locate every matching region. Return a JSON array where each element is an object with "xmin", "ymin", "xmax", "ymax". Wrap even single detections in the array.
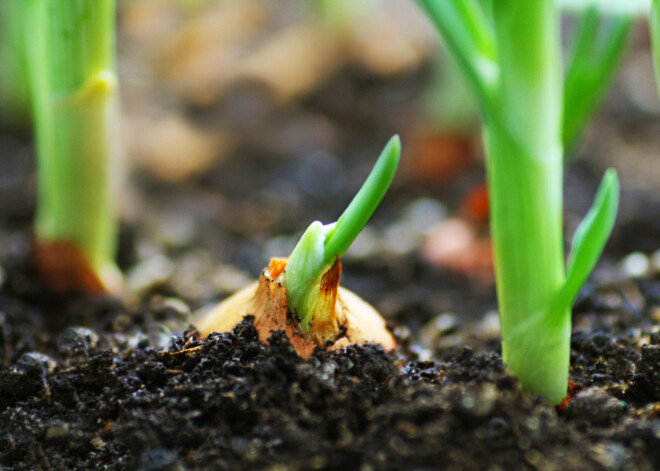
[
  {"xmin": 25, "ymin": 0, "xmax": 120, "ymax": 287},
  {"xmin": 0, "ymin": 0, "xmax": 31, "ymax": 127}
]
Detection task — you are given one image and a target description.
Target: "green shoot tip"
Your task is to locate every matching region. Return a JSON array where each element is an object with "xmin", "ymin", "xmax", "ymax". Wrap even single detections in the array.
[{"xmin": 323, "ymin": 135, "xmax": 401, "ymax": 263}]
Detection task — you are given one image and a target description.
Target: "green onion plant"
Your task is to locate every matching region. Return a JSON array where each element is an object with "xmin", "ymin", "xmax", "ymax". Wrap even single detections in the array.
[
  {"xmin": 24, "ymin": 0, "xmax": 121, "ymax": 291},
  {"xmin": 416, "ymin": 0, "xmax": 630, "ymax": 404},
  {"xmin": 285, "ymin": 136, "xmax": 400, "ymax": 332}
]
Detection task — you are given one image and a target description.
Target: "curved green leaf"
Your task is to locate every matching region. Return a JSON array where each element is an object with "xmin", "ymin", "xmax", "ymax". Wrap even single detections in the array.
[
  {"xmin": 323, "ymin": 135, "xmax": 401, "ymax": 263},
  {"xmin": 551, "ymin": 169, "xmax": 620, "ymax": 319},
  {"xmin": 563, "ymin": 9, "xmax": 631, "ymax": 154},
  {"xmin": 416, "ymin": 0, "xmax": 499, "ymax": 114}
]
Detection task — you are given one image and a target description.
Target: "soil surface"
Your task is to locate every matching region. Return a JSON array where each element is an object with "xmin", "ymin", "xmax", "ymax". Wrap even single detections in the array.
[{"xmin": 3, "ymin": 266, "xmax": 660, "ymax": 470}]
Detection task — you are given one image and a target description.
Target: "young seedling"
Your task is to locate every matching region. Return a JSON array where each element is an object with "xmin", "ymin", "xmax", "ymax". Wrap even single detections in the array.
[
  {"xmin": 23, "ymin": 0, "xmax": 122, "ymax": 293},
  {"xmin": 197, "ymin": 136, "xmax": 401, "ymax": 357},
  {"xmin": 416, "ymin": 0, "xmax": 624, "ymax": 404}
]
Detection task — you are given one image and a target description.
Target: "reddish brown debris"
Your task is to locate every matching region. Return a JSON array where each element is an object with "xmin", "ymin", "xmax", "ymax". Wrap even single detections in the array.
[
  {"xmin": 462, "ymin": 183, "xmax": 490, "ymax": 223},
  {"xmin": 422, "ymin": 218, "xmax": 494, "ymax": 282},
  {"xmin": 33, "ymin": 240, "xmax": 107, "ymax": 294},
  {"xmin": 406, "ymin": 132, "xmax": 475, "ymax": 186},
  {"xmin": 556, "ymin": 380, "xmax": 581, "ymax": 412}
]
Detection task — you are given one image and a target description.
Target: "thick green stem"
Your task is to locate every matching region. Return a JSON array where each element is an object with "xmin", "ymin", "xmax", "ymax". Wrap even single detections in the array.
[
  {"xmin": 488, "ymin": 1, "xmax": 567, "ymax": 404},
  {"xmin": 25, "ymin": 0, "xmax": 120, "ymax": 286},
  {"xmin": 487, "ymin": 125, "xmax": 569, "ymax": 403}
]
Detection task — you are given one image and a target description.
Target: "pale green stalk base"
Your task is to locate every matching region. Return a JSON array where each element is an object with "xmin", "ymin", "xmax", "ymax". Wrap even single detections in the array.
[
  {"xmin": 502, "ymin": 319, "xmax": 570, "ymax": 406},
  {"xmin": 486, "ymin": 124, "xmax": 568, "ymax": 405},
  {"xmin": 286, "ymin": 221, "xmax": 333, "ymax": 330},
  {"xmin": 26, "ymin": 0, "xmax": 120, "ymax": 289},
  {"xmin": 34, "ymin": 73, "xmax": 120, "ymax": 285}
]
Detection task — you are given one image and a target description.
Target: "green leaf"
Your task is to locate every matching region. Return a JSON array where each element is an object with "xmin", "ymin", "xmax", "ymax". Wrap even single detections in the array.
[
  {"xmin": 551, "ymin": 169, "xmax": 620, "ymax": 317},
  {"xmin": 323, "ymin": 135, "xmax": 401, "ymax": 263},
  {"xmin": 558, "ymin": 0, "xmax": 650, "ymax": 15},
  {"xmin": 285, "ymin": 136, "xmax": 402, "ymax": 331},
  {"xmin": 563, "ymin": 9, "xmax": 631, "ymax": 153},
  {"xmin": 285, "ymin": 221, "xmax": 331, "ymax": 330},
  {"xmin": 416, "ymin": 0, "xmax": 498, "ymax": 114}
]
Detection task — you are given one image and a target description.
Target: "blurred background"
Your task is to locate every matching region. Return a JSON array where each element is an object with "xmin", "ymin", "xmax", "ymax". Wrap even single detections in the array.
[{"xmin": 1, "ymin": 0, "xmax": 660, "ymax": 350}]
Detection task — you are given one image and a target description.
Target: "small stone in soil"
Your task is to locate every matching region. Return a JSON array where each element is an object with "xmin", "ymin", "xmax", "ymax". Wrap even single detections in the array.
[
  {"xmin": 57, "ymin": 327, "xmax": 99, "ymax": 357},
  {"xmin": 403, "ymin": 198, "xmax": 447, "ymax": 234},
  {"xmin": 16, "ymin": 352, "xmax": 56, "ymax": 374},
  {"xmin": 620, "ymin": 252, "xmax": 649, "ymax": 278},
  {"xmin": 457, "ymin": 383, "xmax": 497, "ymax": 418},
  {"xmin": 419, "ymin": 312, "xmax": 458, "ymax": 348},
  {"xmin": 127, "ymin": 254, "xmax": 175, "ymax": 295},
  {"xmin": 565, "ymin": 387, "xmax": 626, "ymax": 427},
  {"xmin": 590, "ymin": 443, "xmax": 630, "ymax": 471},
  {"xmin": 90, "ymin": 436, "xmax": 105, "ymax": 449},
  {"xmin": 45, "ymin": 422, "xmax": 71, "ymax": 443}
]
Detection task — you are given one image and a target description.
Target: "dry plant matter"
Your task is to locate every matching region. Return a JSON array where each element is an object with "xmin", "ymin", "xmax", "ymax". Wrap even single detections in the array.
[{"xmin": 197, "ymin": 258, "xmax": 395, "ymax": 358}]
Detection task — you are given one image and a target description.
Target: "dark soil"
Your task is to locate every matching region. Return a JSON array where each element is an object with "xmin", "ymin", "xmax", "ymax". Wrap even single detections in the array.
[{"xmin": 2, "ymin": 244, "xmax": 660, "ymax": 470}]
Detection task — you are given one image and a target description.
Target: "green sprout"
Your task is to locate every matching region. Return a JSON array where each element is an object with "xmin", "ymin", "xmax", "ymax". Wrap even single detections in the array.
[
  {"xmin": 416, "ymin": 0, "xmax": 627, "ymax": 404},
  {"xmin": 562, "ymin": 7, "xmax": 631, "ymax": 153},
  {"xmin": 285, "ymin": 135, "xmax": 401, "ymax": 332},
  {"xmin": 24, "ymin": 0, "xmax": 121, "ymax": 291},
  {"xmin": 0, "ymin": 0, "xmax": 31, "ymax": 128}
]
